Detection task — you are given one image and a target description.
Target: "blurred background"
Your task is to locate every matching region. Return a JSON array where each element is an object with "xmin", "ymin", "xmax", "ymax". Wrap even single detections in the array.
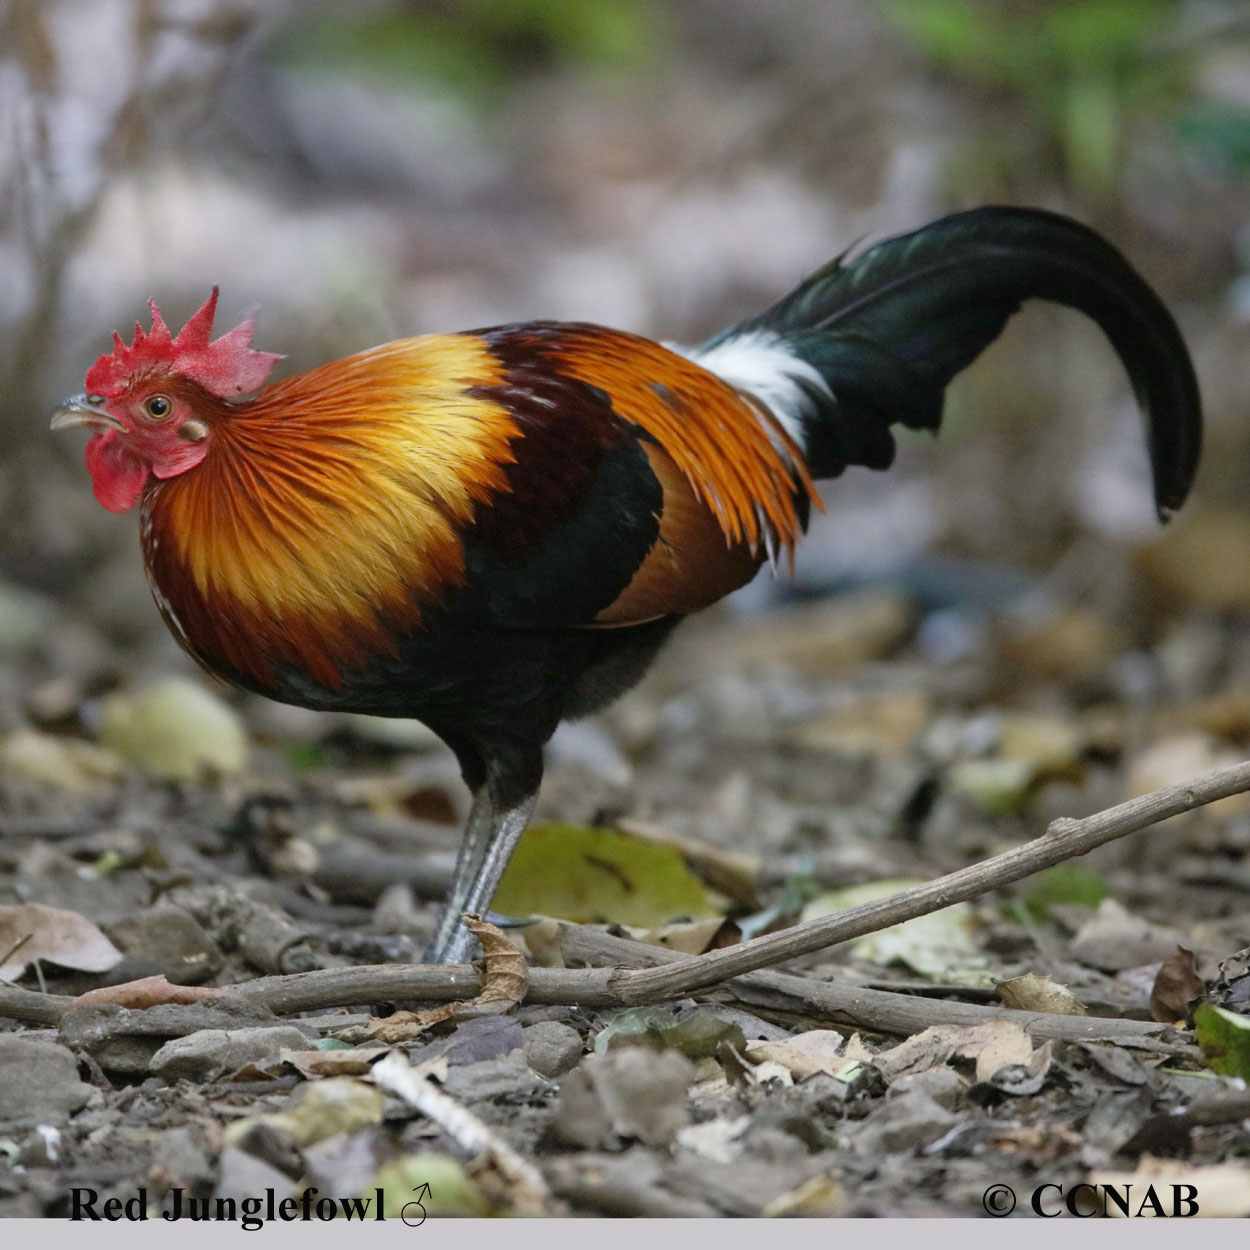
[{"xmin": 5, "ymin": 0, "xmax": 1250, "ymax": 842}]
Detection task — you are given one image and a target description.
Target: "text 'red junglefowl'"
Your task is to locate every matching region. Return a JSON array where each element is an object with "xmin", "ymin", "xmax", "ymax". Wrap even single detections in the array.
[{"xmin": 54, "ymin": 208, "xmax": 1202, "ymax": 963}]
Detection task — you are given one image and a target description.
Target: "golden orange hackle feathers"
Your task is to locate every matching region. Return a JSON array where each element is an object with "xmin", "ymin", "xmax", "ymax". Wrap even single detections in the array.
[{"xmin": 143, "ymin": 334, "xmax": 517, "ymax": 689}]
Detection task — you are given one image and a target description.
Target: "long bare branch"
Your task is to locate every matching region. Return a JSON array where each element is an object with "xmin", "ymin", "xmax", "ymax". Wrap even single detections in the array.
[
  {"xmin": 5, "ymin": 759, "xmax": 1245, "ymax": 1048},
  {"xmin": 603, "ymin": 759, "xmax": 1250, "ymax": 1002},
  {"xmin": 556, "ymin": 924, "xmax": 1196, "ymax": 1055}
]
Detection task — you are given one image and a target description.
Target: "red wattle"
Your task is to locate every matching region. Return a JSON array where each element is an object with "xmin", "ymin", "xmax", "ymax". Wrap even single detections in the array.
[{"xmin": 84, "ymin": 431, "xmax": 150, "ymax": 513}]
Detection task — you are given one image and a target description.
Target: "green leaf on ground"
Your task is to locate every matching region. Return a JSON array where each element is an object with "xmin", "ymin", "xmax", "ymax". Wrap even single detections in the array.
[
  {"xmin": 594, "ymin": 1005, "xmax": 745, "ymax": 1058},
  {"xmin": 493, "ymin": 822, "xmax": 721, "ymax": 927},
  {"xmin": 1194, "ymin": 1003, "xmax": 1250, "ymax": 1080},
  {"xmin": 1018, "ymin": 863, "xmax": 1108, "ymax": 921},
  {"xmin": 223, "ymin": 1077, "xmax": 382, "ymax": 1148}
]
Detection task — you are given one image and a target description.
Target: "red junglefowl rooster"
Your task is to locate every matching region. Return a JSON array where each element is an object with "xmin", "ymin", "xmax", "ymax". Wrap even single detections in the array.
[{"xmin": 53, "ymin": 208, "xmax": 1202, "ymax": 963}]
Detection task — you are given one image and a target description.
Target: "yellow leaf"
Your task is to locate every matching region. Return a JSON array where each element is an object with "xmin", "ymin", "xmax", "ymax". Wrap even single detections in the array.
[
  {"xmin": 369, "ymin": 1154, "xmax": 491, "ymax": 1218},
  {"xmin": 223, "ymin": 1077, "xmax": 382, "ymax": 1148},
  {"xmin": 493, "ymin": 823, "xmax": 721, "ymax": 928}
]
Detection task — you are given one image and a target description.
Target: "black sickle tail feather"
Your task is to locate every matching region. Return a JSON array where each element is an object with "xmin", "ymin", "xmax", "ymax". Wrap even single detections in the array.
[{"xmin": 703, "ymin": 206, "xmax": 1202, "ymax": 520}]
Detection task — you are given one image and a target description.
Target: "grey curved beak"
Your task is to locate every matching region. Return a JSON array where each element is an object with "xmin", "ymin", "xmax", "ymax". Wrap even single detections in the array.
[{"xmin": 50, "ymin": 394, "xmax": 125, "ymax": 432}]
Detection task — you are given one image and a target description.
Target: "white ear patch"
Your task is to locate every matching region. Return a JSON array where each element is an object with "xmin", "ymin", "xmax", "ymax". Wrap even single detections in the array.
[{"xmin": 672, "ymin": 330, "xmax": 832, "ymax": 452}]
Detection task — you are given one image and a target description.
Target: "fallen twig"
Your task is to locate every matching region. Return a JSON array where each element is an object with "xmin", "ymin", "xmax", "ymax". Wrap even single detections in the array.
[
  {"xmin": 602, "ymin": 759, "xmax": 1250, "ymax": 1003},
  {"xmin": 372, "ymin": 1050, "xmax": 549, "ymax": 1214},
  {"xmin": 339, "ymin": 915, "xmax": 530, "ymax": 1043},
  {"xmin": 0, "ymin": 948, "xmax": 1201, "ymax": 1053},
  {"xmin": 3, "ymin": 759, "xmax": 1245, "ymax": 1050},
  {"xmin": 230, "ymin": 758, "xmax": 1249, "ymax": 1034},
  {"xmin": 556, "ymin": 924, "xmax": 1198, "ymax": 1056},
  {"xmin": 0, "ymin": 982, "xmax": 71, "ymax": 1026}
]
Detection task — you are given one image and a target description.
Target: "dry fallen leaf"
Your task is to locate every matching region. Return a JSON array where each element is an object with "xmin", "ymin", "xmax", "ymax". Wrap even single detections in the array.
[
  {"xmin": 1136, "ymin": 506, "xmax": 1250, "ymax": 613},
  {"xmin": 1169, "ymin": 687, "xmax": 1250, "ymax": 740},
  {"xmin": 996, "ymin": 713, "xmax": 1086, "ymax": 782},
  {"xmin": 553, "ymin": 1047, "xmax": 695, "ymax": 1148},
  {"xmin": 515, "ymin": 916, "xmax": 564, "ymax": 967},
  {"xmin": 466, "ymin": 914, "xmax": 530, "ymax": 1012},
  {"xmin": 1211, "ymin": 947, "xmax": 1250, "ymax": 1014},
  {"xmin": 70, "ymin": 975, "xmax": 219, "ymax": 1010},
  {"xmin": 745, "ymin": 1029, "xmax": 846, "ymax": 1080},
  {"xmin": 998, "ymin": 604, "xmax": 1123, "ymax": 683},
  {"xmin": 787, "ymin": 689, "xmax": 930, "ymax": 759},
  {"xmin": 872, "ymin": 1020, "xmax": 1033, "ymax": 1082},
  {"xmin": 347, "ymin": 1002, "xmax": 459, "ymax": 1045},
  {"xmin": 1150, "ymin": 946, "xmax": 1204, "ymax": 1023},
  {"xmin": 639, "ymin": 916, "xmax": 727, "ymax": 955},
  {"xmin": 742, "ymin": 1058, "xmax": 795, "ymax": 1087},
  {"xmin": 675, "ymin": 1115, "xmax": 750, "ymax": 1163},
  {"xmin": 343, "ymin": 915, "xmax": 528, "ymax": 1044},
  {"xmin": 0, "ymin": 728, "xmax": 124, "ymax": 790},
  {"xmin": 712, "ymin": 589, "xmax": 912, "ymax": 674},
  {"xmin": 989, "ymin": 1039, "xmax": 1053, "ymax": 1095},
  {"xmin": 868, "ymin": 1030, "xmax": 954, "ymax": 1081},
  {"xmin": 0, "ymin": 902, "xmax": 123, "ymax": 982},
  {"xmin": 970, "ymin": 1021, "xmax": 1036, "ymax": 1083},
  {"xmin": 997, "ymin": 972, "xmax": 1087, "ymax": 1016},
  {"xmin": 843, "ymin": 1034, "xmax": 875, "ymax": 1062},
  {"xmin": 762, "ymin": 1173, "xmax": 846, "ymax": 1217},
  {"xmin": 276, "ymin": 1045, "xmax": 389, "ymax": 1078},
  {"xmin": 1070, "ymin": 899, "xmax": 1185, "ymax": 973}
]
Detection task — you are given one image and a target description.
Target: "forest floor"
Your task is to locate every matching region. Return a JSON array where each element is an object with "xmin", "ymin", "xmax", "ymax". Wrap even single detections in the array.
[
  {"xmin": 1, "ymin": 569, "xmax": 1249, "ymax": 1221},
  {"xmin": 5, "ymin": 0, "xmax": 1250, "ymax": 1225}
]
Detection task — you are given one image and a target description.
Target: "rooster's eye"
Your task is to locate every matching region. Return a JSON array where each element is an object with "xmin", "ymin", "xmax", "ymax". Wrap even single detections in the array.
[{"xmin": 144, "ymin": 395, "xmax": 172, "ymax": 420}]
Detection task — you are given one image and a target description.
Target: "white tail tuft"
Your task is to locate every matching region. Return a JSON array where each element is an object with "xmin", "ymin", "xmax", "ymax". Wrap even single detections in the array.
[{"xmin": 673, "ymin": 329, "xmax": 832, "ymax": 454}]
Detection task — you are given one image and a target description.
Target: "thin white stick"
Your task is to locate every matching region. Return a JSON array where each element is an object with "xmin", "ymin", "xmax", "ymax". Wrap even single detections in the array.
[{"xmin": 371, "ymin": 1050, "xmax": 549, "ymax": 1214}]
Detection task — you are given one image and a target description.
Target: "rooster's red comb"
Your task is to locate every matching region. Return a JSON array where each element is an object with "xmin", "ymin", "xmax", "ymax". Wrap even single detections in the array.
[{"xmin": 85, "ymin": 287, "xmax": 281, "ymax": 400}]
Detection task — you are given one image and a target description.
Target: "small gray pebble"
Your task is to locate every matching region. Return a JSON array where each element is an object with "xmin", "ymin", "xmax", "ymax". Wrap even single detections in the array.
[
  {"xmin": 523, "ymin": 1020, "xmax": 584, "ymax": 1078},
  {"xmin": 103, "ymin": 904, "xmax": 223, "ymax": 981},
  {"xmin": 0, "ymin": 1036, "xmax": 93, "ymax": 1123},
  {"xmin": 887, "ymin": 1065, "xmax": 967, "ymax": 1109},
  {"xmin": 149, "ymin": 1025, "xmax": 309, "ymax": 1082}
]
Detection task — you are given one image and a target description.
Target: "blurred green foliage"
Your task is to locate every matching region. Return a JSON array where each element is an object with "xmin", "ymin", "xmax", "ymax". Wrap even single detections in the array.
[
  {"xmin": 268, "ymin": 0, "xmax": 664, "ymax": 106},
  {"xmin": 1176, "ymin": 104, "xmax": 1250, "ymax": 174},
  {"xmin": 1016, "ymin": 861, "xmax": 1108, "ymax": 923},
  {"xmin": 1194, "ymin": 1002, "xmax": 1250, "ymax": 1079},
  {"xmin": 880, "ymin": 0, "xmax": 1250, "ymax": 196}
]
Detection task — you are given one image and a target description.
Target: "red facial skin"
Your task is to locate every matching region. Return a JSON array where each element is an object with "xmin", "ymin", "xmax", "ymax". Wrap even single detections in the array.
[
  {"xmin": 73, "ymin": 288, "xmax": 281, "ymax": 512},
  {"xmin": 83, "ymin": 384, "xmax": 212, "ymax": 513}
]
